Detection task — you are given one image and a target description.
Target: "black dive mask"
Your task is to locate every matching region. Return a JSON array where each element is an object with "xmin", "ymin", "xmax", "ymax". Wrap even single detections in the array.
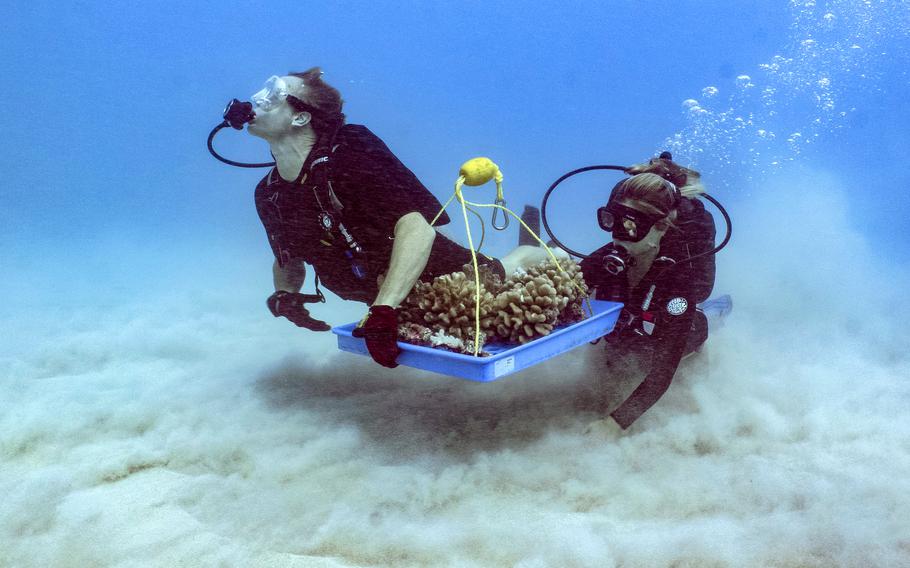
[{"xmin": 597, "ymin": 202, "xmax": 665, "ymax": 243}]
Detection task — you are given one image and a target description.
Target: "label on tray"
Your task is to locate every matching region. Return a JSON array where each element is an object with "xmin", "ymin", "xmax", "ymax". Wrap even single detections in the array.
[{"xmin": 494, "ymin": 356, "xmax": 515, "ymax": 377}]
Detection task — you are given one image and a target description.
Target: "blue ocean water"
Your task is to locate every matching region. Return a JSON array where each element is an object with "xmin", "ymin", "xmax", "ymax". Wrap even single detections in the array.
[
  {"xmin": 2, "ymin": 1, "xmax": 910, "ymax": 566},
  {"xmin": 2, "ymin": 1, "xmax": 907, "ymax": 307}
]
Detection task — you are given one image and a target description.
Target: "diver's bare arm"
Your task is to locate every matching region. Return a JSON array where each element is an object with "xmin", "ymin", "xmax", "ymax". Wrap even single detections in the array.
[
  {"xmin": 373, "ymin": 212, "xmax": 436, "ymax": 307},
  {"xmin": 273, "ymin": 259, "xmax": 306, "ymax": 293}
]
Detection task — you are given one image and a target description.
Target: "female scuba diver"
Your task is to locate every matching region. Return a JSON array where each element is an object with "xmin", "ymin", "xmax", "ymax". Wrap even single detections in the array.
[{"xmin": 578, "ymin": 162, "xmax": 717, "ymax": 435}]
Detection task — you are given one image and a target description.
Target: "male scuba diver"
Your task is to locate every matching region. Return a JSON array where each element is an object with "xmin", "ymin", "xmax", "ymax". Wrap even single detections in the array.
[
  {"xmin": 213, "ymin": 68, "xmax": 549, "ymax": 368},
  {"xmin": 579, "ymin": 156, "xmax": 718, "ymax": 434}
]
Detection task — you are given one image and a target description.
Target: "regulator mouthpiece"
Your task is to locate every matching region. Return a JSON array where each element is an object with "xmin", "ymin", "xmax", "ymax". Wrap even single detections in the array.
[
  {"xmin": 207, "ymin": 101, "xmax": 274, "ymax": 168},
  {"xmin": 223, "ymin": 99, "xmax": 255, "ymax": 130}
]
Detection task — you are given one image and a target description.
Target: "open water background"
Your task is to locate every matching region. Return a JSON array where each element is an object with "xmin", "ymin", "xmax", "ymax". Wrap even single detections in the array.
[{"xmin": 2, "ymin": 1, "xmax": 909, "ymax": 566}]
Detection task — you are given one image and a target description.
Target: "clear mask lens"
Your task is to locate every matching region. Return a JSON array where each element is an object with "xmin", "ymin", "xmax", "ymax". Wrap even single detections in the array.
[
  {"xmin": 597, "ymin": 207, "xmax": 615, "ymax": 231},
  {"xmin": 251, "ymin": 75, "xmax": 289, "ymax": 111}
]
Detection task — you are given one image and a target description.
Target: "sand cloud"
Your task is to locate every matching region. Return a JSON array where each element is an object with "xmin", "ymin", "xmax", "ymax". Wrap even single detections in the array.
[{"xmin": 2, "ymin": 175, "xmax": 909, "ymax": 567}]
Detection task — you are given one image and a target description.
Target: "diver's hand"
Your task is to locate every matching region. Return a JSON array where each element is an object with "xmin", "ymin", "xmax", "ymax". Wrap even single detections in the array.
[
  {"xmin": 266, "ymin": 291, "xmax": 331, "ymax": 331},
  {"xmin": 352, "ymin": 305, "xmax": 401, "ymax": 368},
  {"xmin": 606, "ymin": 308, "xmax": 640, "ymax": 344},
  {"xmin": 625, "ymin": 155, "xmax": 691, "ymax": 188}
]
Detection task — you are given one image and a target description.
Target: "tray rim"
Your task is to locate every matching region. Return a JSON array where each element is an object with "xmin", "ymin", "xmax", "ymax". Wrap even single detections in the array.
[{"xmin": 332, "ymin": 299, "xmax": 623, "ymax": 366}]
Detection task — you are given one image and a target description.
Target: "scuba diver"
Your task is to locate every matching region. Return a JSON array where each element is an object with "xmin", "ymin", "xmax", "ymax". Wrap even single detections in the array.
[
  {"xmin": 208, "ymin": 68, "xmax": 551, "ymax": 368},
  {"xmin": 574, "ymin": 155, "xmax": 723, "ymax": 434}
]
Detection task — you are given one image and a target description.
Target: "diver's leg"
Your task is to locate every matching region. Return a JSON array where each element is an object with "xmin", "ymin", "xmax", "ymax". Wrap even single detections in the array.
[
  {"xmin": 682, "ymin": 309, "xmax": 708, "ymax": 358},
  {"xmin": 575, "ymin": 341, "xmax": 648, "ymax": 413}
]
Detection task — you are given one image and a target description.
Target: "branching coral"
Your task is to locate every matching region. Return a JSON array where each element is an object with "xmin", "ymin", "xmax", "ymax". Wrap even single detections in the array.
[
  {"xmin": 398, "ymin": 258, "xmax": 588, "ymax": 353},
  {"xmin": 490, "ymin": 259, "xmax": 588, "ymax": 344}
]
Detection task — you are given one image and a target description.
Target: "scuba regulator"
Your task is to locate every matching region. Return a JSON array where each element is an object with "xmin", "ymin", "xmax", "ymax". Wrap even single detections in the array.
[
  {"xmin": 207, "ymin": 99, "xmax": 277, "ymax": 168},
  {"xmin": 541, "ymin": 153, "xmax": 732, "ymax": 279}
]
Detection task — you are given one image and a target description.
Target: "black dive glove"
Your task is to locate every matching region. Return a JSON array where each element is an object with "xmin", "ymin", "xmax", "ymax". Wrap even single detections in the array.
[
  {"xmin": 606, "ymin": 308, "xmax": 643, "ymax": 344},
  {"xmin": 266, "ymin": 291, "xmax": 331, "ymax": 331}
]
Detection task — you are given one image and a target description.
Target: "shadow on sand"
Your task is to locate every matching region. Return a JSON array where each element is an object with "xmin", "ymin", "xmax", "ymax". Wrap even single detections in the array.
[{"xmin": 253, "ymin": 348, "xmax": 637, "ymax": 460}]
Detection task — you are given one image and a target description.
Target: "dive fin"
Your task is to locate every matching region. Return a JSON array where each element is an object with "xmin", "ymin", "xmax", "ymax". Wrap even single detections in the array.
[
  {"xmin": 698, "ymin": 294, "xmax": 733, "ymax": 329},
  {"xmin": 519, "ymin": 205, "xmax": 541, "ymax": 247}
]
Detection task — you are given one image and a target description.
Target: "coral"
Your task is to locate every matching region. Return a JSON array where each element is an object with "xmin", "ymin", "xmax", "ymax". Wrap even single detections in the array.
[
  {"xmin": 394, "ymin": 322, "xmax": 488, "ymax": 356},
  {"xmin": 399, "ymin": 267, "xmax": 497, "ymax": 341},
  {"xmin": 489, "ymin": 259, "xmax": 588, "ymax": 344},
  {"xmin": 398, "ymin": 258, "xmax": 588, "ymax": 352}
]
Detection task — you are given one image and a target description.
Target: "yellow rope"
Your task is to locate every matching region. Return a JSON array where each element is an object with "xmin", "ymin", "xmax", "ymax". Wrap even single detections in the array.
[
  {"xmin": 426, "ymin": 159, "xmax": 593, "ymax": 358},
  {"xmin": 430, "ymin": 193, "xmax": 457, "ymax": 227},
  {"xmin": 461, "ymin": 198, "xmax": 592, "ymax": 309},
  {"xmin": 454, "ymin": 177, "xmax": 483, "ymax": 356},
  {"xmin": 466, "ymin": 205, "xmax": 486, "ymax": 252},
  {"xmin": 432, "ymin": 194, "xmax": 485, "ymax": 251}
]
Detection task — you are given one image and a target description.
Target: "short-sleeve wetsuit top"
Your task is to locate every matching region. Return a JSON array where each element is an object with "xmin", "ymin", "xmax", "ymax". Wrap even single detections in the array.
[{"xmin": 255, "ymin": 124, "xmax": 502, "ymax": 304}]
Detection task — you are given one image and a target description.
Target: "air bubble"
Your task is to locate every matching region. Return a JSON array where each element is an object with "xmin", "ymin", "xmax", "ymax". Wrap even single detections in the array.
[{"xmin": 660, "ymin": 0, "xmax": 907, "ymax": 187}]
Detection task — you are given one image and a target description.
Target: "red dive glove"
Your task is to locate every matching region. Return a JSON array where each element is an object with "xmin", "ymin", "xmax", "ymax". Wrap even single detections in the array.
[{"xmin": 352, "ymin": 305, "xmax": 401, "ymax": 368}]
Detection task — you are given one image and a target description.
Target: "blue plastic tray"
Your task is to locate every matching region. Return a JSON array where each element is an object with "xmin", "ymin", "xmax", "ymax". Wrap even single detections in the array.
[{"xmin": 332, "ymin": 300, "xmax": 623, "ymax": 382}]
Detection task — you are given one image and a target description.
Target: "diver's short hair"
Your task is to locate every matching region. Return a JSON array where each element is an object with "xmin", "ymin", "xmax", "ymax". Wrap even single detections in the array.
[{"xmin": 288, "ymin": 67, "xmax": 343, "ymax": 114}]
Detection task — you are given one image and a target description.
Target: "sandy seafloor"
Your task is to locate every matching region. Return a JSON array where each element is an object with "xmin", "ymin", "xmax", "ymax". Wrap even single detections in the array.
[{"xmin": 3, "ymin": 179, "xmax": 909, "ymax": 567}]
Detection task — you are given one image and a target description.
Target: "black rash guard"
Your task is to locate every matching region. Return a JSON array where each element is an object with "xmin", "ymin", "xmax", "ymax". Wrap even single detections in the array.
[
  {"xmin": 580, "ymin": 197, "xmax": 716, "ymax": 429},
  {"xmin": 255, "ymin": 124, "xmax": 503, "ymax": 304}
]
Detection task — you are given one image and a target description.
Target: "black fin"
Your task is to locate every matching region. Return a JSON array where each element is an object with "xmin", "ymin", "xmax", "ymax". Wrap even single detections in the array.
[{"xmin": 519, "ymin": 205, "xmax": 541, "ymax": 247}]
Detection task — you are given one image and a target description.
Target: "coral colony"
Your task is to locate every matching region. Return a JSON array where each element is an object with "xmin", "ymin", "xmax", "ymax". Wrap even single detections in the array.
[{"xmin": 398, "ymin": 259, "xmax": 589, "ymax": 355}]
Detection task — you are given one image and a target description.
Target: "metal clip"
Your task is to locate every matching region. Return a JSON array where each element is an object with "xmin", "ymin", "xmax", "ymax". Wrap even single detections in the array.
[{"xmin": 491, "ymin": 198, "xmax": 509, "ymax": 230}]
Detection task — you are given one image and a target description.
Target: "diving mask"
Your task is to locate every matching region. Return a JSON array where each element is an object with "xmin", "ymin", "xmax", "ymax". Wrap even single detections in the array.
[
  {"xmin": 597, "ymin": 202, "xmax": 666, "ymax": 243},
  {"xmin": 251, "ymin": 75, "xmax": 291, "ymax": 112}
]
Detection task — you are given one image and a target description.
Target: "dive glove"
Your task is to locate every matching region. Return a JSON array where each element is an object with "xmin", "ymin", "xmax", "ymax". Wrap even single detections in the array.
[
  {"xmin": 606, "ymin": 308, "xmax": 643, "ymax": 344},
  {"xmin": 352, "ymin": 305, "xmax": 401, "ymax": 368},
  {"xmin": 266, "ymin": 291, "xmax": 331, "ymax": 331}
]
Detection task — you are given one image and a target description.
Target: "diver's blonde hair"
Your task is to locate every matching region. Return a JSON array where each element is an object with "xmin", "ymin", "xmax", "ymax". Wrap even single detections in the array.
[
  {"xmin": 626, "ymin": 158, "xmax": 706, "ymax": 198},
  {"xmin": 617, "ymin": 173, "xmax": 679, "ymax": 216}
]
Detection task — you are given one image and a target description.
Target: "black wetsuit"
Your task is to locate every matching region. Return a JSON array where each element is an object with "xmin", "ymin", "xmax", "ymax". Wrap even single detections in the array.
[
  {"xmin": 255, "ymin": 124, "xmax": 503, "ymax": 304},
  {"xmin": 580, "ymin": 197, "xmax": 716, "ymax": 429}
]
